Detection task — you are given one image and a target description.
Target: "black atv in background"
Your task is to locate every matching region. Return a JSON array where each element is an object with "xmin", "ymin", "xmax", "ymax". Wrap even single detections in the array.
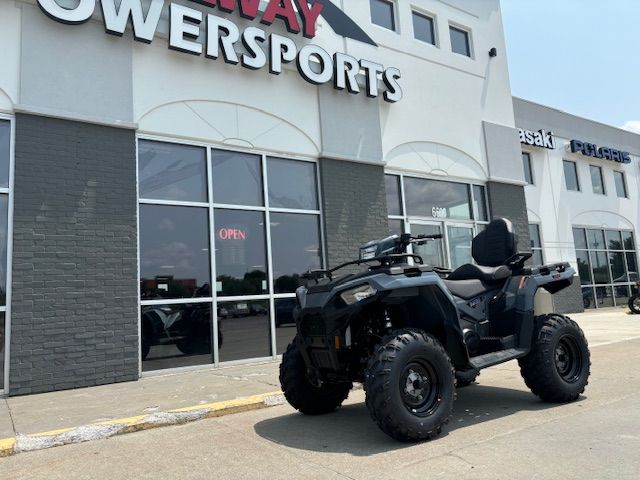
[{"xmin": 279, "ymin": 218, "xmax": 591, "ymax": 442}]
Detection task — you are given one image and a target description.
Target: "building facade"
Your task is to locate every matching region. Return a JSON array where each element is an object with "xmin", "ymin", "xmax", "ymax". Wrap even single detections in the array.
[
  {"xmin": 515, "ymin": 98, "xmax": 640, "ymax": 314},
  {"xmin": 0, "ymin": 0, "xmax": 566, "ymax": 395}
]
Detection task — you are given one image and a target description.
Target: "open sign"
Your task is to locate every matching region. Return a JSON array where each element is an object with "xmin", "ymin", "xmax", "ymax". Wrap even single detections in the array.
[{"xmin": 218, "ymin": 228, "xmax": 247, "ymax": 241}]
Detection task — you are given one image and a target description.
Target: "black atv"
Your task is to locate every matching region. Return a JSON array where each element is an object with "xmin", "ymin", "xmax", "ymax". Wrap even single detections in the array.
[{"xmin": 279, "ymin": 218, "xmax": 591, "ymax": 442}]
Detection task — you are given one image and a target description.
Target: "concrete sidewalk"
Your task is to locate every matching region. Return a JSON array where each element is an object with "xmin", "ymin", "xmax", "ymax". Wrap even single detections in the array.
[{"xmin": 1, "ymin": 307, "xmax": 639, "ymax": 455}]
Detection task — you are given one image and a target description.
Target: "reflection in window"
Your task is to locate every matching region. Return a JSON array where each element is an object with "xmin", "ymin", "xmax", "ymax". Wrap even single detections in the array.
[
  {"xmin": 450, "ymin": 26, "xmax": 471, "ymax": 56},
  {"xmin": 447, "ymin": 226, "xmax": 474, "ymax": 270},
  {"xmin": 614, "ymin": 171, "xmax": 628, "ymax": 198},
  {"xmin": 141, "ymin": 303, "xmax": 213, "ymax": 371},
  {"xmin": 270, "ymin": 213, "xmax": 322, "ymax": 293},
  {"xmin": 412, "ymin": 11, "xmax": 435, "ymax": 44},
  {"xmin": 522, "ymin": 152, "xmax": 533, "ymax": 185},
  {"xmin": 385, "ymin": 175, "xmax": 402, "ymax": 216},
  {"xmin": 267, "ymin": 158, "xmax": 318, "ymax": 210},
  {"xmin": 473, "ymin": 185, "xmax": 488, "ymax": 221},
  {"xmin": 388, "ymin": 219, "xmax": 404, "ymax": 237},
  {"xmin": 0, "ymin": 120, "xmax": 10, "ymax": 188},
  {"xmin": 218, "ymin": 300, "xmax": 270, "ymax": 362},
  {"xmin": 574, "ymin": 227, "xmax": 638, "ymax": 308},
  {"xmin": 589, "ymin": 165, "xmax": 605, "ymax": 195},
  {"xmin": 586, "ymin": 229, "xmax": 605, "ymax": 250},
  {"xmin": 404, "ymin": 177, "xmax": 471, "ymax": 220},
  {"xmin": 140, "ymin": 205, "xmax": 211, "ymax": 300},
  {"xmin": 412, "ymin": 224, "xmax": 444, "ymax": 268},
  {"xmin": 275, "ymin": 298, "xmax": 297, "ymax": 354},
  {"xmin": 138, "ymin": 140, "xmax": 207, "ymax": 202},
  {"xmin": 590, "ymin": 251, "xmax": 610, "ymax": 284},
  {"xmin": 0, "ymin": 195, "xmax": 7, "ymax": 305},
  {"xmin": 370, "ymin": 0, "xmax": 395, "ymax": 31},
  {"xmin": 0, "ymin": 312, "xmax": 4, "ymax": 386},
  {"xmin": 214, "ymin": 209, "xmax": 267, "ymax": 297},
  {"xmin": 212, "ymin": 150, "xmax": 263, "ymax": 206},
  {"xmin": 529, "ymin": 224, "xmax": 543, "ymax": 266},
  {"xmin": 563, "ymin": 160, "xmax": 580, "ymax": 191}
]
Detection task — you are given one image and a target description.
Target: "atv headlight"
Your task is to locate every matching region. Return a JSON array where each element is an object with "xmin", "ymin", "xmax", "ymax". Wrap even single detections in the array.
[
  {"xmin": 360, "ymin": 245, "xmax": 378, "ymax": 260},
  {"xmin": 340, "ymin": 284, "xmax": 377, "ymax": 305}
]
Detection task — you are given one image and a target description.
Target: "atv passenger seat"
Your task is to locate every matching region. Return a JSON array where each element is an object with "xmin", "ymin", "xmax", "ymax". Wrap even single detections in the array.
[{"xmin": 446, "ymin": 218, "xmax": 517, "ymax": 283}]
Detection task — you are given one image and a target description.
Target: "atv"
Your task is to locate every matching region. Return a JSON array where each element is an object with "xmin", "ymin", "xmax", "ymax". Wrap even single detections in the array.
[{"xmin": 279, "ymin": 218, "xmax": 591, "ymax": 442}]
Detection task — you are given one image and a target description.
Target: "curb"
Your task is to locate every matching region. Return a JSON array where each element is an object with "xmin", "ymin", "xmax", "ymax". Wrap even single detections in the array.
[{"xmin": 0, "ymin": 391, "xmax": 284, "ymax": 458}]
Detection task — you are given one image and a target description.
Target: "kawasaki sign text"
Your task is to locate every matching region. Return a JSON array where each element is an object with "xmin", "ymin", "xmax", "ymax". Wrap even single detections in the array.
[{"xmin": 37, "ymin": 0, "xmax": 402, "ymax": 103}]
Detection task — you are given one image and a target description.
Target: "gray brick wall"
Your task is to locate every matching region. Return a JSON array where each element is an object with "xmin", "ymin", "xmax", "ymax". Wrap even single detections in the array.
[
  {"xmin": 319, "ymin": 159, "xmax": 389, "ymax": 271},
  {"xmin": 486, "ymin": 181, "xmax": 531, "ymax": 253},
  {"xmin": 9, "ymin": 114, "xmax": 139, "ymax": 395}
]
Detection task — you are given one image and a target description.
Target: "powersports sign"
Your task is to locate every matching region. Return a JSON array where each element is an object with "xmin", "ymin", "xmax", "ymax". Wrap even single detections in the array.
[{"xmin": 37, "ymin": 0, "xmax": 403, "ymax": 103}]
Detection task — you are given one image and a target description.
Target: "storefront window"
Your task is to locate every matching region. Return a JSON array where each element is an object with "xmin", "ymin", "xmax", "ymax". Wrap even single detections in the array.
[
  {"xmin": 214, "ymin": 209, "xmax": 267, "ymax": 297},
  {"xmin": 0, "ymin": 118, "xmax": 11, "ymax": 390},
  {"xmin": 212, "ymin": 150, "xmax": 264, "ymax": 206},
  {"xmin": 386, "ymin": 174, "xmax": 488, "ymax": 269},
  {"xmin": 385, "ymin": 174, "xmax": 403, "ymax": 216},
  {"xmin": 218, "ymin": 300, "xmax": 270, "ymax": 362},
  {"xmin": 138, "ymin": 141, "xmax": 207, "ymax": 202},
  {"xmin": 573, "ymin": 227, "xmax": 638, "ymax": 308},
  {"xmin": 140, "ymin": 205, "xmax": 211, "ymax": 300},
  {"xmin": 404, "ymin": 177, "xmax": 471, "ymax": 220},
  {"xmin": 268, "ymin": 157, "xmax": 318, "ymax": 210},
  {"xmin": 270, "ymin": 213, "xmax": 321, "ymax": 293},
  {"xmin": 142, "ymin": 303, "xmax": 213, "ymax": 371},
  {"xmin": 275, "ymin": 298, "xmax": 297, "ymax": 354},
  {"xmin": 0, "ymin": 120, "xmax": 10, "ymax": 188},
  {"xmin": 139, "ymin": 139, "xmax": 322, "ymax": 370}
]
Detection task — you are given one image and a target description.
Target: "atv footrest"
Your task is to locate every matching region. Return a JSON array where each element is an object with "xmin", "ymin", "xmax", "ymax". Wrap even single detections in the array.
[{"xmin": 469, "ymin": 348, "xmax": 527, "ymax": 369}]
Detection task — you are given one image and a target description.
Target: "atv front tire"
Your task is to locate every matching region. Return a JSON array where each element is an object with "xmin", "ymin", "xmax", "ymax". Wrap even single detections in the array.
[
  {"xmin": 365, "ymin": 329, "xmax": 455, "ymax": 442},
  {"xmin": 280, "ymin": 339, "xmax": 352, "ymax": 415},
  {"xmin": 519, "ymin": 314, "xmax": 590, "ymax": 402},
  {"xmin": 628, "ymin": 295, "xmax": 640, "ymax": 314}
]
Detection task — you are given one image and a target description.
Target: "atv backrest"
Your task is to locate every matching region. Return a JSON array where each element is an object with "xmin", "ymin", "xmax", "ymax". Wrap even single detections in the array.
[{"xmin": 472, "ymin": 218, "xmax": 518, "ymax": 267}]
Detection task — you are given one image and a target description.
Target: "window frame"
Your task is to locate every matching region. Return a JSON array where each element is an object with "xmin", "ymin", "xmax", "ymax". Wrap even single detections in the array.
[
  {"xmin": 528, "ymin": 223, "xmax": 544, "ymax": 265},
  {"xmin": 589, "ymin": 164, "xmax": 606, "ymax": 195},
  {"xmin": 0, "ymin": 113, "xmax": 15, "ymax": 395},
  {"xmin": 137, "ymin": 135, "xmax": 325, "ymax": 372},
  {"xmin": 369, "ymin": 0, "xmax": 397, "ymax": 32},
  {"xmin": 614, "ymin": 170, "xmax": 628, "ymax": 198},
  {"xmin": 411, "ymin": 9, "xmax": 437, "ymax": 46},
  {"xmin": 573, "ymin": 225, "xmax": 638, "ymax": 309},
  {"xmin": 449, "ymin": 24, "xmax": 473, "ymax": 58},
  {"xmin": 563, "ymin": 159, "xmax": 580, "ymax": 192}
]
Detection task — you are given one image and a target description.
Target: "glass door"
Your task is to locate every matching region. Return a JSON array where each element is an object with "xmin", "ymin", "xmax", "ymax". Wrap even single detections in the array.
[
  {"xmin": 409, "ymin": 221, "xmax": 446, "ymax": 268},
  {"xmin": 446, "ymin": 224, "xmax": 475, "ymax": 270}
]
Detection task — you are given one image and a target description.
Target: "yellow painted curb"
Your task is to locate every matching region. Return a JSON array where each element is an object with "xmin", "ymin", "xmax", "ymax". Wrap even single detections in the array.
[
  {"xmin": 0, "ymin": 437, "xmax": 16, "ymax": 457},
  {"xmin": 0, "ymin": 391, "xmax": 284, "ymax": 458}
]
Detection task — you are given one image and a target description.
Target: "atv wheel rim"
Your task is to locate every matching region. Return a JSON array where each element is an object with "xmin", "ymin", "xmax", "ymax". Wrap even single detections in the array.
[
  {"xmin": 554, "ymin": 335, "xmax": 583, "ymax": 383},
  {"xmin": 400, "ymin": 361, "xmax": 440, "ymax": 416},
  {"xmin": 633, "ymin": 297, "xmax": 640, "ymax": 310}
]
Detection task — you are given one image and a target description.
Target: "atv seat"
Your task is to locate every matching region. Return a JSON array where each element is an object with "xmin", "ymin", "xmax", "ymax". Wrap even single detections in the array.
[{"xmin": 447, "ymin": 218, "xmax": 517, "ymax": 284}]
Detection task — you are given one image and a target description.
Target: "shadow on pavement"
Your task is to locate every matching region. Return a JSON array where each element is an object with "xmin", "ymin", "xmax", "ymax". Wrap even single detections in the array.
[{"xmin": 254, "ymin": 384, "xmax": 583, "ymax": 455}]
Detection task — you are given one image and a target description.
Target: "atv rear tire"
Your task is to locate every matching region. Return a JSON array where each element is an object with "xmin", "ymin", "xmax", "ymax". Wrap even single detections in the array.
[
  {"xmin": 519, "ymin": 314, "xmax": 590, "ymax": 402},
  {"xmin": 628, "ymin": 295, "xmax": 640, "ymax": 314},
  {"xmin": 365, "ymin": 329, "xmax": 455, "ymax": 442},
  {"xmin": 280, "ymin": 339, "xmax": 352, "ymax": 415}
]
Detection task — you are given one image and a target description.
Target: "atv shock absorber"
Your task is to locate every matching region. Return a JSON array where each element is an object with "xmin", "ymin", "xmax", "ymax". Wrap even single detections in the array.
[{"xmin": 383, "ymin": 309, "xmax": 393, "ymax": 334}]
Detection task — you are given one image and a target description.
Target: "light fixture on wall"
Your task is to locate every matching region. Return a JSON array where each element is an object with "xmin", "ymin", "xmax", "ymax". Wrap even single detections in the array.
[{"xmin": 489, "ymin": 47, "xmax": 497, "ymax": 57}]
